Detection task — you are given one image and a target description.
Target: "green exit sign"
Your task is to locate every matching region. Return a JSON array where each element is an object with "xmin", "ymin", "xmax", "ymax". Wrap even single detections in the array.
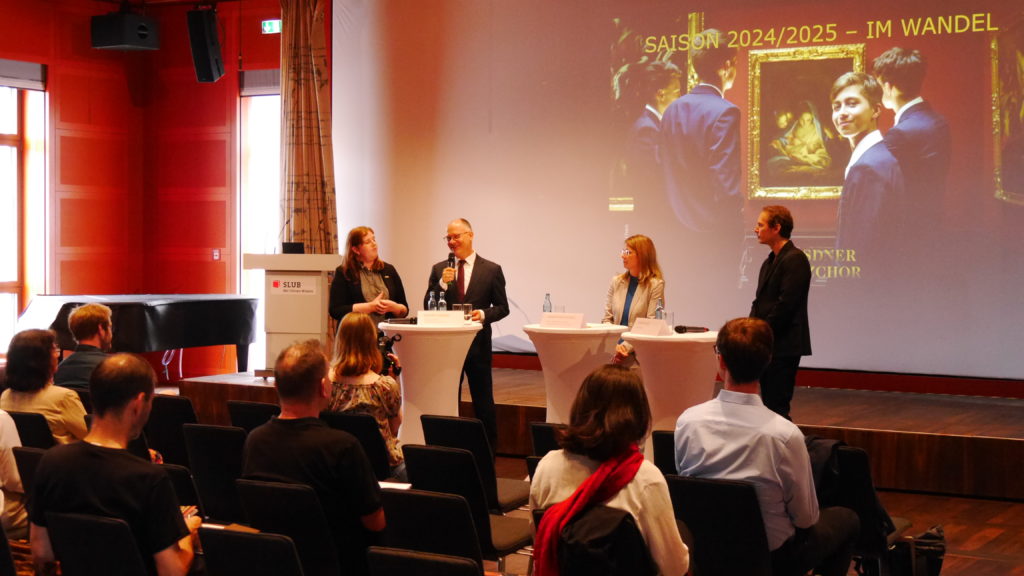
[{"xmin": 261, "ymin": 19, "xmax": 281, "ymax": 34}]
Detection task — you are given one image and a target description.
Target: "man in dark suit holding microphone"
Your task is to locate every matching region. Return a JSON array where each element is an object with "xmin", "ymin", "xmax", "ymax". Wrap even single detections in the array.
[
  {"xmin": 750, "ymin": 205, "xmax": 811, "ymax": 420},
  {"xmin": 425, "ymin": 218, "xmax": 509, "ymax": 449}
]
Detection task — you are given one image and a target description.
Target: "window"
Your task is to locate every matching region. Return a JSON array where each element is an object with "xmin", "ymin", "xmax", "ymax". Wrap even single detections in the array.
[
  {"xmin": 0, "ymin": 86, "xmax": 45, "ymax": 352},
  {"xmin": 240, "ymin": 93, "xmax": 281, "ymax": 370}
]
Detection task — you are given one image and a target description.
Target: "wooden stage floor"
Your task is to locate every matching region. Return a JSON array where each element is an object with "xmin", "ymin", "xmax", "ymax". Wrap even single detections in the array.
[{"xmin": 477, "ymin": 368, "xmax": 1024, "ymax": 501}]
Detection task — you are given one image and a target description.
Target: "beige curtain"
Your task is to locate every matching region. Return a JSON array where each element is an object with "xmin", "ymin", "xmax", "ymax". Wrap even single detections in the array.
[{"xmin": 280, "ymin": 0, "xmax": 338, "ymax": 255}]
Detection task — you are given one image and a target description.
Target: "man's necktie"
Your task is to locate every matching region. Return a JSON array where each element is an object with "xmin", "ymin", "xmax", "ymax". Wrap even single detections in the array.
[{"xmin": 457, "ymin": 259, "xmax": 466, "ymax": 303}]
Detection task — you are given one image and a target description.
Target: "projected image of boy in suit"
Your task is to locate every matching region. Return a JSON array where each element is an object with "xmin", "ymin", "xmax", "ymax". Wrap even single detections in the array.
[{"xmin": 831, "ymin": 72, "xmax": 906, "ymax": 276}]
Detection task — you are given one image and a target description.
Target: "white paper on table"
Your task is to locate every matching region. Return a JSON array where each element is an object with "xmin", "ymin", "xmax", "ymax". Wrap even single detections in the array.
[
  {"xmin": 416, "ymin": 310, "xmax": 465, "ymax": 326},
  {"xmin": 632, "ymin": 317, "xmax": 672, "ymax": 336},
  {"xmin": 540, "ymin": 312, "xmax": 586, "ymax": 329}
]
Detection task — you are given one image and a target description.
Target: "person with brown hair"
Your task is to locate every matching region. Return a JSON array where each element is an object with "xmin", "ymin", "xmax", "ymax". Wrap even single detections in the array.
[
  {"xmin": 675, "ymin": 318, "xmax": 858, "ymax": 576},
  {"xmin": 602, "ymin": 234, "xmax": 665, "ymax": 364},
  {"xmin": 530, "ymin": 364, "xmax": 689, "ymax": 576},
  {"xmin": 328, "ymin": 226, "xmax": 409, "ymax": 323},
  {"xmin": 1, "ymin": 329, "xmax": 87, "ymax": 444},
  {"xmin": 327, "ymin": 312, "xmax": 405, "ymax": 481},
  {"xmin": 30, "ymin": 353, "xmax": 201, "ymax": 576},
  {"xmin": 242, "ymin": 340, "xmax": 384, "ymax": 576},
  {"xmin": 54, "ymin": 302, "xmax": 113, "ymax": 390}
]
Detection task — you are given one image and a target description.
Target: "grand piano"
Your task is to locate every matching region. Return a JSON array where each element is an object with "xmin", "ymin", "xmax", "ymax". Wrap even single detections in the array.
[{"xmin": 17, "ymin": 294, "xmax": 258, "ymax": 373}]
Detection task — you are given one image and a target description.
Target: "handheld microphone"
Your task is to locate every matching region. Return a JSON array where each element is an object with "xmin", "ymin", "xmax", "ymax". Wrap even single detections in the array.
[
  {"xmin": 674, "ymin": 325, "xmax": 710, "ymax": 334},
  {"xmin": 447, "ymin": 252, "xmax": 456, "ymax": 269}
]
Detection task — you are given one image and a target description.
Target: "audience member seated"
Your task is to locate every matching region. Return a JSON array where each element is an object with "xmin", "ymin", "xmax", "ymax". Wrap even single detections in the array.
[
  {"xmin": 242, "ymin": 340, "xmax": 385, "ymax": 576},
  {"xmin": 530, "ymin": 364, "xmax": 690, "ymax": 576},
  {"xmin": 53, "ymin": 303, "xmax": 113, "ymax": 391},
  {"xmin": 1, "ymin": 330, "xmax": 88, "ymax": 444},
  {"xmin": 29, "ymin": 354, "xmax": 201, "ymax": 576},
  {"xmin": 327, "ymin": 313, "xmax": 406, "ymax": 481},
  {"xmin": 0, "ymin": 409, "xmax": 27, "ymax": 539},
  {"xmin": 674, "ymin": 317, "xmax": 859, "ymax": 576}
]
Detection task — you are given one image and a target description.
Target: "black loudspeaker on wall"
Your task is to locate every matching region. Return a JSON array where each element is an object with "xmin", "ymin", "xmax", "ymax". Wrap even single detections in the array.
[{"xmin": 187, "ymin": 9, "xmax": 225, "ymax": 83}]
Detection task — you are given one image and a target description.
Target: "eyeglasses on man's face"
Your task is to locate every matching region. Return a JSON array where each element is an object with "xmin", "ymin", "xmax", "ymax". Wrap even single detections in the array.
[{"xmin": 443, "ymin": 231, "xmax": 470, "ymax": 243}]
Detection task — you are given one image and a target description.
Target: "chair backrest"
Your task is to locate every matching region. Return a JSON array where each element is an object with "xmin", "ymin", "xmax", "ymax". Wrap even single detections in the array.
[
  {"xmin": 526, "ymin": 455, "xmax": 542, "ymax": 481},
  {"xmin": 665, "ymin": 474, "xmax": 772, "ymax": 576},
  {"xmin": 420, "ymin": 415, "xmax": 499, "ymax": 510},
  {"xmin": 379, "ymin": 488, "xmax": 484, "ymax": 570},
  {"xmin": 0, "ymin": 523, "xmax": 17, "ymax": 576},
  {"xmin": 12, "ymin": 446, "xmax": 46, "ymax": 506},
  {"xmin": 529, "ymin": 421, "xmax": 564, "ymax": 457},
  {"xmin": 125, "ymin": 429, "xmax": 152, "ymax": 462},
  {"xmin": 403, "ymin": 444, "xmax": 496, "ymax": 555},
  {"xmin": 159, "ymin": 463, "xmax": 203, "ymax": 512},
  {"xmin": 199, "ymin": 526, "xmax": 305, "ymax": 576},
  {"xmin": 182, "ymin": 423, "xmax": 246, "ymax": 523},
  {"xmin": 227, "ymin": 400, "xmax": 280, "ymax": 434},
  {"xmin": 835, "ymin": 445, "xmax": 897, "ymax": 556},
  {"xmin": 8, "ymin": 411, "xmax": 56, "ymax": 449},
  {"xmin": 320, "ymin": 410, "xmax": 391, "ymax": 480},
  {"xmin": 368, "ymin": 546, "xmax": 481, "ymax": 576},
  {"xmin": 45, "ymin": 512, "xmax": 149, "ymax": 576},
  {"xmin": 74, "ymin": 389, "xmax": 92, "ymax": 414},
  {"xmin": 143, "ymin": 394, "xmax": 198, "ymax": 466},
  {"xmin": 235, "ymin": 479, "xmax": 340, "ymax": 576},
  {"xmin": 651, "ymin": 430, "xmax": 677, "ymax": 476}
]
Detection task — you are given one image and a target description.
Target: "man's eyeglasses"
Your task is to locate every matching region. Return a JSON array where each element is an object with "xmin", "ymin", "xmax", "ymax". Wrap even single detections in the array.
[{"xmin": 443, "ymin": 231, "xmax": 470, "ymax": 243}]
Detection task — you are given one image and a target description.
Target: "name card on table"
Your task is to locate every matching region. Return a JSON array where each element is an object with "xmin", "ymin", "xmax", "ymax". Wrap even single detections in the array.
[
  {"xmin": 540, "ymin": 312, "xmax": 586, "ymax": 329},
  {"xmin": 632, "ymin": 318, "xmax": 672, "ymax": 336},
  {"xmin": 417, "ymin": 310, "xmax": 465, "ymax": 326}
]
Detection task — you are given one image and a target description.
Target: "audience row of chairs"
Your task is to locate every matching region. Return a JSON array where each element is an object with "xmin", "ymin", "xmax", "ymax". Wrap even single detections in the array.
[{"xmin": 7, "ymin": 393, "xmax": 909, "ymax": 576}]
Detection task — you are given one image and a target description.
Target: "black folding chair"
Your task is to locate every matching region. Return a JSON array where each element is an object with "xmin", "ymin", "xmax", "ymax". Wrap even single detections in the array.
[
  {"xmin": 665, "ymin": 474, "xmax": 772, "ymax": 576},
  {"xmin": 227, "ymin": 400, "xmax": 280, "ymax": 434},
  {"xmin": 235, "ymin": 479, "xmax": 340, "ymax": 576},
  {"xmin": 368, "ymin": 545, "xmax": 481, "ymax": 576},
  {"xmin": 320, "ymin": 410, "xmax": 392, "ymax": 480},
  {"xmin": 403, "ymin": 444, "xmax": 532, "ymax": 573},
  {"xmin": 651, "ymin": 430, "xmax": 677, "ymax": 476},
  {"xmin": 12, "ymin": 446, "xmax": 46, "ymax": 507},
  {"xmin": 143, "ymin": 394, "xmax": 198, "ymax": 467},
  {"xmin": 46, "ymin": 512, "xmax": 148, "ymax": 576},
  {"xmin": 529, "ymin": 421, "xmax": 564, "ymax": 457},
  {"xmin": 380, "ymin": 488, "xmax": 484, "ymax": 571},
  {"xmin": 183, "ymin": 423, "xmax": 246, "ymax": 523},
  {"xmin": 159, "ymin": 463, "xmax": 203, "ymax": 513},
  {"xmin": 421, "ymin": 415, "xmax": 529, "ymax": 512},
  {"xmin": 200, "ymin": 526, "xmax": 305, "ymax": 576},
  {"xmin": 8, "ymin": 411, "xmax": 56, "ymax": 449}
]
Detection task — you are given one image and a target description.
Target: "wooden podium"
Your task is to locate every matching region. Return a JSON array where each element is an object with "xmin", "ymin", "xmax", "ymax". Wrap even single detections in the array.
[{"xmin": 242, "ymin": 254, "xmax": 341, "ymax": 372}]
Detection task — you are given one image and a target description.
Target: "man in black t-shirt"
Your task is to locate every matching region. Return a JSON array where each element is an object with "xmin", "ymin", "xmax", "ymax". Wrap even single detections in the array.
[
  {"xmin": 30, "ymin": 354, "xmax": 200, "ymax": 576},
  {"xmin": 242, "ymin": 340, "xmax": 384, "ymax": 576}
]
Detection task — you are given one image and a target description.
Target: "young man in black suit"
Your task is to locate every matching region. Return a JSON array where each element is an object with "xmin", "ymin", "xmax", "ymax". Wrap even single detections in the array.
[
  {"xmin": 749, "ymin": 205, "xmax": 811, "ymax": 420},
  {"xmin": 424, "ymin": 218, "xmax": 509, "ymax": 449}
]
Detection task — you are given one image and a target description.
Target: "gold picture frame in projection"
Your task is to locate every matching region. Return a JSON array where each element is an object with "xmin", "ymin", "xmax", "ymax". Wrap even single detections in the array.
[
  {"xmin": 993, "ymin": 14, "xmax": 1024, "ymax": 205},
  {"xmin": 748, "ymin": 44, "xmax": 865, "ymax": 199}
]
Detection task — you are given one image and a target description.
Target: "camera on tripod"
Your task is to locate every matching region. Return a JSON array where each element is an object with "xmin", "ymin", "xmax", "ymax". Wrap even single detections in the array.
[{"xmin": 378, "ymin": 332, "xmax": 402, "ymax": 376}]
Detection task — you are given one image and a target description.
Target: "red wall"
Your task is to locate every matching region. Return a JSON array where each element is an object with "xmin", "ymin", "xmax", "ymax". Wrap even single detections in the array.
[{"xmin": 0, "ymin": 0, "xmax": 280, "ymax": 378}]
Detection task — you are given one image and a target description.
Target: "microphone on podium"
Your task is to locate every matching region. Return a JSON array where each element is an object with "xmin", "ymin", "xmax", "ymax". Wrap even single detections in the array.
[{"xmin": 674, "ymin": 325, "xmax": 710, "ymax": 334}]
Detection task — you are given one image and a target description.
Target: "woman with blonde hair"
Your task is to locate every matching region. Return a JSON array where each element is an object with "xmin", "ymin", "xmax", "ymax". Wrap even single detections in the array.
[
  {"xmin": 328, "ymin": 226, "xmax": 409, "ymax": 324},
  {"xmin": 602, "ymin": 234, "xmax": 666, "ymax": 363},
  {"xmin": 327, "ymin": 313, "xmax": 406, "ymax": 481}
]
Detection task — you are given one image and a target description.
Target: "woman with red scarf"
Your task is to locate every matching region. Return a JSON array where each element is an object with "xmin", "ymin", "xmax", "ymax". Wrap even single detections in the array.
[{"xmin": 530, "ymin": 365, "xmax": 689, "ymax": 576}]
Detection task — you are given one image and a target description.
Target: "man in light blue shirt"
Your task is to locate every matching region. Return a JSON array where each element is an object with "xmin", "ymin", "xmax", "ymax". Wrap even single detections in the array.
[{"xmin": 674, "ymin": 317, "xmax": 858, "ymax": 576}]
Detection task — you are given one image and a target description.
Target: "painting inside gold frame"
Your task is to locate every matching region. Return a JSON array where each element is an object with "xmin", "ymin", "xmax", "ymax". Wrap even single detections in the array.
[
  {"xmin": 748, "ymin": 44, "xmax": 865, "ymax": 199},
  {"xmin": 994, "ymin": 15, "xmax": 1024, "ymax": 205}
]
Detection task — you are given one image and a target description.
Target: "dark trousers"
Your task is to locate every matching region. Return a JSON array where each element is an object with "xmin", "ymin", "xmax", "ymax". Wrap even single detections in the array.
[
  {"xmin": 461, "ymin": 335, "xmax": 497, "ymax": 452},
  {"xmin": 760, "ymin": 354, "xmax": 801, "ymax": 420},
  {"xmin": 771, "ymin": 506, "xmax": 861, "ymax": 576}
]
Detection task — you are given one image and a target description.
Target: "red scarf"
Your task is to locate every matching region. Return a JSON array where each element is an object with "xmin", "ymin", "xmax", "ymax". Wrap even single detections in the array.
[{"xmin": 533, "ymin": 444, "xmax": 644, "ymax": 576}]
